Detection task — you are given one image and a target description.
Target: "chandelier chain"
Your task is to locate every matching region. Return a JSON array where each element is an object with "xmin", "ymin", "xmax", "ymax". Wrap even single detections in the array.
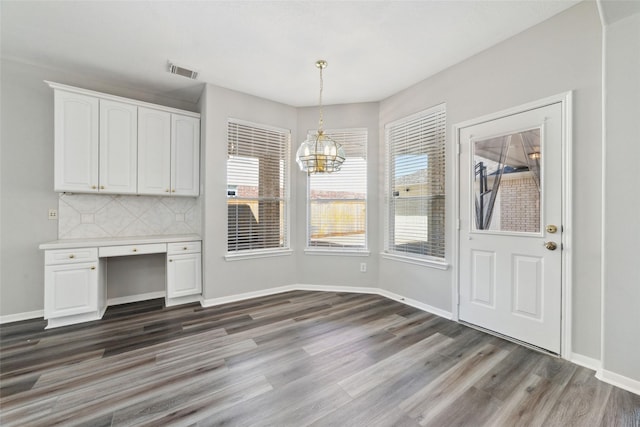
[{"xmin": 318, "ymin": 64, "xmax": 324, "ymax": 132}]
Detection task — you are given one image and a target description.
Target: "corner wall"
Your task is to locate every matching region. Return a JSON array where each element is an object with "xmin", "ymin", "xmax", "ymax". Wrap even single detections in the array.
[{"xmin": 601, "ymin": 9, "xmax": 640, "ymax": 389}]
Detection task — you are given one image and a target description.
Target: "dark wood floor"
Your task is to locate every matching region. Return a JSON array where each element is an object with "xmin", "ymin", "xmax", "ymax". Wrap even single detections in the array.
[{"xmin": 1, "ymin": 291, "xmax": 638, "ymax": 426}]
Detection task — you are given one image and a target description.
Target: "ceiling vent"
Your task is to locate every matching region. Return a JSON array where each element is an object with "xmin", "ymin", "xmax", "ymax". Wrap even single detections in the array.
[{"xmin": 168, "ymin": 62, "xmax": 198, "ymax": 80}]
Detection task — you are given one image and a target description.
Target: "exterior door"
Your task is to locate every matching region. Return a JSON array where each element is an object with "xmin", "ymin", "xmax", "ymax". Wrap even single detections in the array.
[{"xmin": 459, "ymin": 102, "xmax": 563, "ymax": 354}]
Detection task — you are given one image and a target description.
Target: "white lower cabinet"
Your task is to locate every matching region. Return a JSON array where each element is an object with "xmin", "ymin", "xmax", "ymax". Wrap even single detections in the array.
[
  {"xmin": 44, "ymin": 248, "xmax": 106, "ymax": 329},
  {"xmin": 166, "ymin": 242, "xmax": 202, "ymax": 306},
  {"xmin": 41, "ymin": 237, "xmax": 202, "ymax": 327}
]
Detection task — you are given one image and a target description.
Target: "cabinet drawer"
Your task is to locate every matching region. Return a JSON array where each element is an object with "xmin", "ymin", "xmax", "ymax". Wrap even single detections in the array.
[
  {"xmin": 99, "ymin": 243, "xmax": 166, "ymax": 257},
  {"xmin": 167, "ymin": 241, "xmax": 201, "ymax": 254},
  {"xmin": 45, "ymin": 248, "xmax": 98, "ymax": 265}
]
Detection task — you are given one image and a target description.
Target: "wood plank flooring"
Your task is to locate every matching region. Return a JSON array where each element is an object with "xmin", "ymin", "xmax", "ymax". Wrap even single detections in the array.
[{"xmin": 1, "ymin": 291, "xmax": 638, "ymax": 426}]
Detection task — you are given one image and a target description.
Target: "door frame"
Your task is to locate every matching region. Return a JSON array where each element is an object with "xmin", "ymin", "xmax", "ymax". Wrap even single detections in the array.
[{"xmin": 451, "ymin": 92, "xmax": 573, "ymax": 358}]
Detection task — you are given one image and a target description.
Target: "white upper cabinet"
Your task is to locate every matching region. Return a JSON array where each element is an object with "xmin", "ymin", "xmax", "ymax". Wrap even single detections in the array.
[
  {"xmin": 54, "ymin": 91, "xmax": 99, "ymax": 192},
  {"xmin": 138, "ymin": 109, "xmax": 200, "ymax": 196},
  {"xmin": 138, "ymin": 107, "xmax": 172, "ymax": 195},
  {"xmin": 171, "ymin": 114, "xmax": 200, "ymax": 196},
  {"xmin": 99, "ymin": 100, "xmax": 138, "ymax": 194},
  {"xmin": 48, "ymin": 81, "xmax": 200, "ymax": 197}
]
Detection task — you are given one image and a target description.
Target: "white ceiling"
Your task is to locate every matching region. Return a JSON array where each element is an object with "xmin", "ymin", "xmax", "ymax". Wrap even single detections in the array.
[{"xmin": 1, "ymin": 0, "xmax": 580, "ymax": 107}]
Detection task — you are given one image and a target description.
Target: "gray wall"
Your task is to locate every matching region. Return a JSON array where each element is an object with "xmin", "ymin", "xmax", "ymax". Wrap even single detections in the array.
[
  {"xmin": 0, "ymin": 59, "xmax": 199, "ymax": 316},
  {"xmin": 602, "ymin": 10, "xmax": 640, "ymax": 382},
  {"xmin": 378, "ymin": 0, "xmax": 603, "ymax": 359},
  {"xmin": 295, "ymin": 103, "xmax": 380, "ymax": 288},
  {"xmin": 199, "ymin": 84, "xmax": 298, "ymax": 300}
]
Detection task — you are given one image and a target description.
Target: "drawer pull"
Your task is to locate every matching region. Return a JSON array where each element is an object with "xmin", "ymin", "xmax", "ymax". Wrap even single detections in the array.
[
  {"xmin": 132, "ymin": 248, "xmax": 137, "ymax": 252},
  {"xmin": 169, "ymin": 259, "xmax": 173, "ymax": 262},
  {"xmin": 90, "ymin": 266, "xmax": 96, "ymax": 270},
  {"xmin": 100, "ymin": 186, "xmax": 105, "ymax": 190},
  {"xmin": 69, "ymin": 254, "xmax": 75, "ymax": 259},
  {"xmin": 183, "ymin": 247, "xmax": 188, "ymax": 250},
  {"xmin": 91, "ymin": 185, "xmax": 97, "ymax": 189}
]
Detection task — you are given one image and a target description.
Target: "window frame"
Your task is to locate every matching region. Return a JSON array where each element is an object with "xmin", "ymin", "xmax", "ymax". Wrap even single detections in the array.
[
  {"xmin": 383, "ymin": 104, "xmax": 448, "ymax": 269},
  {"xmin": 225, "ymin": 118, "xmax": 292, "ymax": 261},
  {"xmin": 304, "ymin": 127, "xmax": 369, "ymax": 256}
]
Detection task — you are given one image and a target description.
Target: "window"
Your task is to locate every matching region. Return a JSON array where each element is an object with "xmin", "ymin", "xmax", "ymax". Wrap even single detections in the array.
[
  {"xmin": 227, "ymin": 119, "xmax": 290, "ymax": 255},
  {"xmin": 384, "ymin": 104, "xmax": 446, "ymax": 262},
  {"xmin": 306, "ymin": 128, "xmax": 368, "ymax": 250}
]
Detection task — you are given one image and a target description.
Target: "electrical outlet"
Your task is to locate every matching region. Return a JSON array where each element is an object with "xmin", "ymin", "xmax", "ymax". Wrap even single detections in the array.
[
  {"xmin": 48, "ymin": 208, "xmax": 58, "ymax": 220},
  {"xmin": 360, "ymin": 262, "xmax": 367, "ymax": 273}
]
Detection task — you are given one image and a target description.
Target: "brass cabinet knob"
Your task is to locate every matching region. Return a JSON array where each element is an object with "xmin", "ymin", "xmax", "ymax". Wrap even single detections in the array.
[
  {"xmin": 165, "ymin": 189, "xmax": 170, "ymax": 192},
  {"xmin": 544, "ymin": 241, "xmax": 558, "ymax": 251},
  {"xmin": 91, "ymin": 185, "xmax": 97, "ymax": 189},
  {"xmin": 90, "ymin": 266, "xmax": 96, "ymax": 270},
  {"xmin": 69, "ymin": 254, "xmax": 75, "ymax": 259},
  {"xmin": 183, "ymin": 247, "xmax": 188, "ymax": 250},
  {"xmin": 171, "ymin": 189, "xmax": 176, "ymax": 193},
  {"xmin": 132, "ymin": 248, "xmax": 137, "ymax": 252},
  {"xmin": 169, "ymin": 259, "xmax": 173, "ymax": 262}
]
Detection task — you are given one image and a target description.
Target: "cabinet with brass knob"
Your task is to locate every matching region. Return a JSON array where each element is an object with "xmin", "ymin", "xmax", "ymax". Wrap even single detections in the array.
[
  {"xmin": 166, "ymin": 241, "xmax": 202, "ymax": 305},
  {"xmin": 43, "ymin": 247, "xmax": 106, "ymax": 328},
  {"xmin": 48, "ymin": 81, "xmax": 199, "ymax": 196}
]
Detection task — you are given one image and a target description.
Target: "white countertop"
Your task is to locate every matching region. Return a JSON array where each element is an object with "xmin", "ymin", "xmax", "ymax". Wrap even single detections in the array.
[{"xmin": 39, "ymin": 234, "xmax": 201, "ymax": 250}]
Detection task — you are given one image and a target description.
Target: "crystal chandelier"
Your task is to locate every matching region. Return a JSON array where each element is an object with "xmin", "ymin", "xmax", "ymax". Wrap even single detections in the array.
[{"xmin": 296, "ymin": 60, "xmax": 345, "ymax": 174}]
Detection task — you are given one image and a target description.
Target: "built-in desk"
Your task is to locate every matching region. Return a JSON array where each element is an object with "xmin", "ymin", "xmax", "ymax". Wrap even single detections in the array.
[{"xmin": 39, "ymin": 234, "xmax": 202, "ymax": 329}]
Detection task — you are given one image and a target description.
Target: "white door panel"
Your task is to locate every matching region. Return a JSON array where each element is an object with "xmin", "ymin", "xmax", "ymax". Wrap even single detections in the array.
[{"xmin": 459, "ymin": 102, "xmax": 562, "ymax": 354}]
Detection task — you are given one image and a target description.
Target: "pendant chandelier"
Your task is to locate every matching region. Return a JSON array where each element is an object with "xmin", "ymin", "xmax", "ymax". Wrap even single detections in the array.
[{"xmin": 296, "ymin": 60, "xmax": 345, "ymax": 174}]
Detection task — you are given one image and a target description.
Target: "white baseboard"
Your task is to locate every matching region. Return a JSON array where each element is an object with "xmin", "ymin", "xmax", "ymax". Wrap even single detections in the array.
[
  {"xmin": 597, "ymin": 368, "xmax": 640, "ymax": 396},
  {"xmin": 200, "ymin": 283, "xmax": 453, "ymax": 320},
  {"xmin": 0, "ymin": 309, "xmax": 44, "ymax": 324},
  {"xmin": 107, "ymin": 291, "xmax": 166, "ymax": 307},
  {"xmin": 201, "ymin": 285, "xmax": 299, "ymax": 307},
  {"xmin": 570, "ymin": 352, "xmax": 602, "ymax": 371}
]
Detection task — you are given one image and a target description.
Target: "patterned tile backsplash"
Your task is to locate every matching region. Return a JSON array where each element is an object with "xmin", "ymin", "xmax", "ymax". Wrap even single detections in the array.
[{"xmin": 58, "ymin": 194, "xmax": 201, "ymax": 239}]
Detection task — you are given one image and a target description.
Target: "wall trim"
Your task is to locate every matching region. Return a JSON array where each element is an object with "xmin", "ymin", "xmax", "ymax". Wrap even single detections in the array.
[
  {"xmin": 107, "ymin": 291, "xmax": 166, "ymax": 307},
  {"xmin": 0, "ymin": 310, "xmax": 44, "ymax": 324},
  {"xmin": 570, "ymin": 352, "xmax": 602, "ymax": 371},
  {"xmin": 597, "ymin": 369, "xmax": 640, "ymax": 396},
  {"xmin": 201, "ymin": 283, "xmax": 453, "ymax": 319}
]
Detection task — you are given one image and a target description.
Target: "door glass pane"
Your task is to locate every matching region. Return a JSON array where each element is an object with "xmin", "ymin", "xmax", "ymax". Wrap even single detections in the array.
[{"xmin": 472, "ymin": 128, "xmax": 541, "ymax": 233}]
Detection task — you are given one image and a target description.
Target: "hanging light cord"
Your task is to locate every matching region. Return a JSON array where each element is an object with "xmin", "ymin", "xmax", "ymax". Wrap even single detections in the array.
[{"xmin": 317, "ymin": 60, "xmax": 326, "ymax": 133}]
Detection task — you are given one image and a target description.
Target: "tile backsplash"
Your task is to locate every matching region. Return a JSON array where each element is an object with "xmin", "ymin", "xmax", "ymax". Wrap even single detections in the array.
[{"xmin": 58, "ymin": 194, "xmax": 201, "ymax": 239}]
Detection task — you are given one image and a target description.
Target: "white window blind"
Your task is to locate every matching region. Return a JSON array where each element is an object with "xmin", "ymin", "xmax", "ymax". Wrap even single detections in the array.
[
  {"xmin": 307, "ymin": 128, "xmax": 367, "ymax": 249},
  {"xmin": 385, "ymin": 104, "xmax": 446, "ymax": 260},
  {"xmin": 227, "ymin": 119, "xmax": 290, "ymax": 253}
]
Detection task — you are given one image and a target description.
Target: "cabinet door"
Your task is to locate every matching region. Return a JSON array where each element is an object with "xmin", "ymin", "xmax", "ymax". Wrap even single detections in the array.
[
  {"xmin": 171, "ymin": 114, "xmax": 200, "ymax": 196},
  {"xmin": 138, "ymin": 107, "xmax": 171, "ymax": 195},
  {"xmin": 99, "ymin": 100, "xmax": 138, "ymax": 194},
  {"xmin": 44, "ymin": 262, "xmax": 98, "ymax": 319},
  {"xmin": 54, "ymin": 90, "xmax": 99, "ymax": 192},
  {"xmin": 167, "ymin": 253, "xmax": 202, "ymax": 298}
]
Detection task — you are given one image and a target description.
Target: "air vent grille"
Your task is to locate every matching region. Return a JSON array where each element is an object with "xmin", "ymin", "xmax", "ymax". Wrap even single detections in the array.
[{"xmin": 168, "ymin": 63, "xmax": 198, "ymax": 80}]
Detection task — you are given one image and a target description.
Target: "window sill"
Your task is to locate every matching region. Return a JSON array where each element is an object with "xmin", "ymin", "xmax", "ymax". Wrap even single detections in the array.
[
  {"xmin": 380, "ymin": 252, "xmax": 449, "ymax": 270},
  {"xmin": 225, "ymin": 249, "xmax": 293, "ymax": 261},
  {"xmin": 304, "ymin": 248, "xmax": 370, "ymax": 257}
]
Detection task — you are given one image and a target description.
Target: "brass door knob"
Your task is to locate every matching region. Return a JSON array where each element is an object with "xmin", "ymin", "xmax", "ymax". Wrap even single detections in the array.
[
  {"xmin": 546, "ymin": 224, "xmax": 558, "ymax": 233},
  {"xmin": 544, "ymin": 241, "xmax": 558, "ymax": 251}
]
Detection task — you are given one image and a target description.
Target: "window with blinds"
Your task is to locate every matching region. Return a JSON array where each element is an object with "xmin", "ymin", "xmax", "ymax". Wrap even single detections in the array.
[
  {"xmin": 307, "ymin": 128, "xmax": 368, "ymax": 249},
  {"xmin": 227, "ymin": 119, "xmax": 290, "ymax": 254},
  {"xmin": 384, "ymin": 104, "xmax": 446, "ymax": 260}
]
